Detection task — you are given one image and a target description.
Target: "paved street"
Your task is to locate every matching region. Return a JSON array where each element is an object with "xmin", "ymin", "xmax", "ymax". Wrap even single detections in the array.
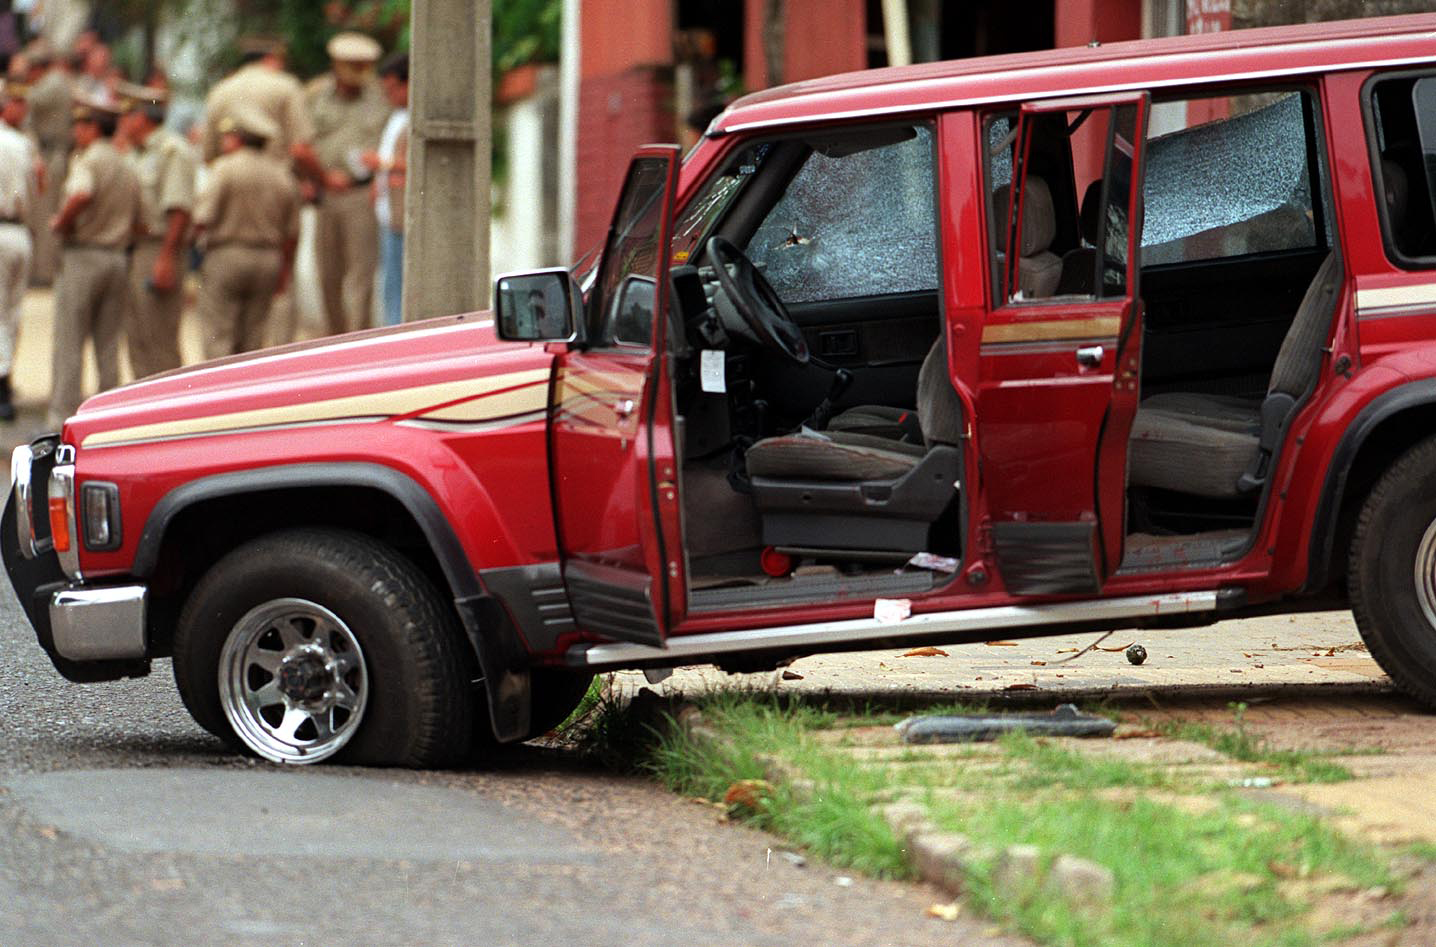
[{"xmin": 0, "ymin": 584, "xmax": 1028, "ymax": 947}]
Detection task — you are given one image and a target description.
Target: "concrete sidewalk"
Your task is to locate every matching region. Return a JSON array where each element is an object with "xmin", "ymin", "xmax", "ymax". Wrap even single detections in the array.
[{"xmin": 620, "ymin": 609, "xmax": 1387, "ymax": 704}]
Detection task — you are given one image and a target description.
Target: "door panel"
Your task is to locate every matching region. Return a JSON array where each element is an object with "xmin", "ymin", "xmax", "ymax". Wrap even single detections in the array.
[
  {"xmin": 550, "ymin": 147, "xmax": 685, "ymax": 646},
  {"xmin": 976, "ymin": 94, "xmax": 1148, "ymax": 595}
]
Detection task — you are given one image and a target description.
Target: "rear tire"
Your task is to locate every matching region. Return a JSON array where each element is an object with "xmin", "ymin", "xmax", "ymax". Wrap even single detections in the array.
[
  {"xmin": 1349, "ymin": 435, "xmax": 1436, "ymax": 708},
  {"xmin": 173, "ymin": 528, "xmax": 477, "ymax": 766}
]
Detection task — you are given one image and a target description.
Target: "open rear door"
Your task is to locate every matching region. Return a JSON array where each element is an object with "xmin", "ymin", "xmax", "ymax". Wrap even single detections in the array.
[
  {"xmin": 550, "ymin": 147, "xmax": 685, "ymax": 646},
  {"xmin": 975, "ymin": 93, "xmax": 1148, "ymax": 595}
]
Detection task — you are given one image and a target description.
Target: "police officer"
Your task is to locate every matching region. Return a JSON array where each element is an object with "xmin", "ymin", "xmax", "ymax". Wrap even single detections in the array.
[
  {"xmin": 48, "ymin": 96, "xmax": 145, "ymax": 427},
  {"xmin": 203, "ymin": 37, "xmax": 319, "ymax": 347},
  {"xmin": 117, "ymin": 81, "xmax": 197, "ymax": 379},
  {"xmin": 0, "ymin": 80, "xmax": 38, "ymax": 420},
  {"xmin": 193, "ymin": 107, "xmax": 299, "ymax": 359},
  {"xmin": 306, "ymin": 31, "xmax": 390, "ymax": 336},
  {"xmin": 202, "ymin": 37, "xmax": 318, "ymax": 172},
  {"xmin": 25, "ymin": 43, "xmax": 70, "ymax": 285}
]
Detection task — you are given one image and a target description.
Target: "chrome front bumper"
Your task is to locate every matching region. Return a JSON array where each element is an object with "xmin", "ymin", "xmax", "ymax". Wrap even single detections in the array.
[
  {"xmin": 7, "ymin": 436, "xmax": 150, "ymax": 672},
  {"xmin": 49, "ymin": 584, "xmax": 148, "ymax": 661}
]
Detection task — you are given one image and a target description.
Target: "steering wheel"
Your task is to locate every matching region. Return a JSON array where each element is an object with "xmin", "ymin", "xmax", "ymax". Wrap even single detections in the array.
[{"xmin": 706, "ymin": 235, "xmax": 809, "ymax": 364}]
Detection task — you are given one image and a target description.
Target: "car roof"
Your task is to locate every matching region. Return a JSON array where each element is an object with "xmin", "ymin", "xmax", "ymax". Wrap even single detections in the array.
[{"xmin": 712, "ymin": 13, "xmax": 1436, "ymax": 134}]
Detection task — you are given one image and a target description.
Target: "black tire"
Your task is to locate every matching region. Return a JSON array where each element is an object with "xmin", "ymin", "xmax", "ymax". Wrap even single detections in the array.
[
  {"xmin": 173, "ymin": 528, "xmax": 477, "ymax": 766},
  {"xmin": 1349, "ymin": 435, "xmax": 1436, "ymax": 708},
  {"xmin": 525, "ymin": 669, "xmax": 596, "ymax": 740}
]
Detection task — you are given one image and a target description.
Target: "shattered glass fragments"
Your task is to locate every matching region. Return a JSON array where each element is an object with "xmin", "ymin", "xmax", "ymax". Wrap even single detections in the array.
[
  {"xmin": 746, "ymin": 125, "xmax": 939, "ymax": 303},
  {"xmin": 1142, "ymin": 94, "xmax": 1317, "ymax": 264}
]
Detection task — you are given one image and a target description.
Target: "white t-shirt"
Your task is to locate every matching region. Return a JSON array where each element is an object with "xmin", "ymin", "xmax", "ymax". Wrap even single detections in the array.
[{"xmin": 374, "ymin": 107, "xmax": 408, "ymax": 232}]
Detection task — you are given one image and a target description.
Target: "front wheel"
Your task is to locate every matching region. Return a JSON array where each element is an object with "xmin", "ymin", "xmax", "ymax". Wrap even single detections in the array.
[
  {"xmin": 1349, "ymin": 436, "xmax": 1436, "ymax": 708},
  {"xmin": 174, "ymin": 528, "xmax": 477, "ymax": 766}
]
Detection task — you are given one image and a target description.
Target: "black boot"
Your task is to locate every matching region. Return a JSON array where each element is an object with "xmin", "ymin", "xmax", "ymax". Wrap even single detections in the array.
[{"xmin": 0, "ymin": 375, "xmax": 16, "ymax": 422}]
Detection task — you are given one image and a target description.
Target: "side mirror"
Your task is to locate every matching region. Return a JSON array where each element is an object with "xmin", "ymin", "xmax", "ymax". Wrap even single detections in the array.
[{"xmin": 494, "ymin": 268, "xmax": 583, "ymax": 343}]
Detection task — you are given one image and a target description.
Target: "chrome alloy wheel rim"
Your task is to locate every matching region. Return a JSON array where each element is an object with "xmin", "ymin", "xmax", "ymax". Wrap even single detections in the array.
[
  {"xmin": 1416, "ymin": 519, "xmax": 1436, "ymax": 632},
  {"xmin": 218, "ymin": 598, "xmax": 369, "ymax": 764}
]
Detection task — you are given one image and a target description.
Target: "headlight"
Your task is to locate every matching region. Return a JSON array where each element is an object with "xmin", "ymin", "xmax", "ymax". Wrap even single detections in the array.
[{"xmin": 82, "ymin": 482, "xmax": 121, "ymax": 551}]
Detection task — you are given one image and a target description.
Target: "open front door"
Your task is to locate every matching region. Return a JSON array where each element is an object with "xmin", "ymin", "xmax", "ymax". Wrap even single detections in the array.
[
  {"xmin": 550, "ymin": 147, "xmax": 685, "ymax": 646},
  {"xmin": 975, "ymin": 93, "xmax": 1148, "ymax": 595}
]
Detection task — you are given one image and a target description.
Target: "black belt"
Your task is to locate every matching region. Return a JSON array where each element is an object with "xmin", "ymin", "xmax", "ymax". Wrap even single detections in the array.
[{"xmin": 0, "ymin": 217, "xmax": 23, "ymax": 225}]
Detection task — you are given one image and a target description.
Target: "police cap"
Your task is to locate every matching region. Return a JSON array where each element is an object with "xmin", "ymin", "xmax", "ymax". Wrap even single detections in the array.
[
  {"xmin": 326, "ymin": 32, "xmax": 382, "ymax": 63},
  {"xmin": 218, "ymin": 105, "xmax": 279, "ymax": 142}
]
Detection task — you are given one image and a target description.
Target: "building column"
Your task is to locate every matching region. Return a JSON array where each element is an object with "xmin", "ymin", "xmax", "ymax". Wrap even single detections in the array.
[{"xmin": 404, "ymin": 0, "xmax": 492, "ymax": 319}]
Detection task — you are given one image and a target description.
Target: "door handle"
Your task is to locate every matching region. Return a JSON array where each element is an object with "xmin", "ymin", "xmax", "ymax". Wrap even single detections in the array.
[
  {"xmin": 1075, "ymin": 345, "xmax": 1104, "ymax": 369},
  {"xmin": 613, "ymin": 398, "xmax": 636, "ymax": 420}
]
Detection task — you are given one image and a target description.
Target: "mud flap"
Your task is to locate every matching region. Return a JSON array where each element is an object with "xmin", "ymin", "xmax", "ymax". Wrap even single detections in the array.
[{"xmin": 454, "ymin": 595, "xmax": 532, "ymax": 743}]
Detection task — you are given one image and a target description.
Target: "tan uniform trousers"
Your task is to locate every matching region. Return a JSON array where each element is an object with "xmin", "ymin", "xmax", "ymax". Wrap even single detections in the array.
[
  {"xmin": 315, "ymin": 186, "xmax": 377, "ymax": 336},
  {"xmin": 50, "ymin": 245, "xmax": 126, "ymax": 426},
  {"xmin": 199, "ymin": 244, "xmax": 283, "ymax": 360},
  {"xmin": 29, "ymin": 145, "xmax": 68, "ymax": 286},
  {"xmin": 127, "ymin": 240, "xmax": 185, "ymax": 380}
]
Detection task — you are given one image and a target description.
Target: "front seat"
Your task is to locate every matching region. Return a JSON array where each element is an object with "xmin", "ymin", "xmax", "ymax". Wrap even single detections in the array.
[
  {"xmin": 740, "ymin": 336, "xmax": 963, "ymax": 555},
  {"xmin": 1127, "ymin": 251, "xmax": 1341, "ymax": 498},
  {"xmin": 819, "ymin": 176, "xmax": 1061, "ymax": 445}
]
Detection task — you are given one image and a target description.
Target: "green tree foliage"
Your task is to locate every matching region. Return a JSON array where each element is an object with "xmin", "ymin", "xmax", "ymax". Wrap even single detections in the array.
[{"xmin": 227, "ymin": 0, "xmax": 560, "ymax": 79}]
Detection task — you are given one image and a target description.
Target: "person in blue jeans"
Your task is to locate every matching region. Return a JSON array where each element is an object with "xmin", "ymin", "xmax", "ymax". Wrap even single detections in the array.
[{"xmin": 364, "ymin": 52, "xmax": 408, "ymax": 326}]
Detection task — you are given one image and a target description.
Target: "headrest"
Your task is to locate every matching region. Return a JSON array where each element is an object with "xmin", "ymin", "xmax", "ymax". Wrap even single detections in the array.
[{"xmin": 993, "ymin": 177, "xmax": 1057, "ymax": 257}]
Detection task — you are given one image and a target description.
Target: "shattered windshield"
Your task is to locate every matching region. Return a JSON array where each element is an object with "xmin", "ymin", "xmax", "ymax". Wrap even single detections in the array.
[
  {"xmin": 745, "ymin": 124, "xmax": 938, "ymax": 303},
  {"xmin": 1142, "ymin": 93, "xmax": 1319, "ymax": 265}
]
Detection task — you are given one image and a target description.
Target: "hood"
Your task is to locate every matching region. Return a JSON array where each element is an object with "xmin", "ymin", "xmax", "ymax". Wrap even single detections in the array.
[{"xmin": 67, "ymin": 312, "xmax": 555, "ymax": 450}]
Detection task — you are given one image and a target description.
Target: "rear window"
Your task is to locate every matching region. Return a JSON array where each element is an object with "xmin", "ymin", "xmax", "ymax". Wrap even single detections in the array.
[
  {"xmin": 1141, "ymin": 91, "xmax": 1326, "ymax": 266},
  {"xmin": 1367, "ymin": 72, "xmax": 1436, "ymax": 266}
]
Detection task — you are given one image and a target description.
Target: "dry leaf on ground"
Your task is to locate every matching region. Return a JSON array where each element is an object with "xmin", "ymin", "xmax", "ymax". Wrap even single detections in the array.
[{"xmin": 903, "ymin": 646, "xmax": 949, "ymax": 658}]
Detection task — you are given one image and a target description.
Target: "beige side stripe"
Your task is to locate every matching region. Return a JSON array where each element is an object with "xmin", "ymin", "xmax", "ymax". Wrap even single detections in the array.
[
  {"xmin": 81, "ymin": 367, "xmax": 551, "ymax": 448},
  {"xmin": 981, "ymin": 316, "xmax": 1121, "ymax": 345},
  {"xmin": 1355, "ymin": 284, "xmax": 1436, "ymax": 315}
]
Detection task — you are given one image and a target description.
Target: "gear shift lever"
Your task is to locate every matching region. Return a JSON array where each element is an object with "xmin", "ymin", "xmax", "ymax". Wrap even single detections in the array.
[{"xmin": 806, "ymin": 367, "xmax": 852, "ymax": 430}]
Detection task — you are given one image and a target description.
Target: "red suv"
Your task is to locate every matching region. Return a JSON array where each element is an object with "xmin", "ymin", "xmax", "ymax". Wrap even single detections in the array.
[{"xmin": 9, "ymin": 15, "xmax": 1436, "ymax": 766}]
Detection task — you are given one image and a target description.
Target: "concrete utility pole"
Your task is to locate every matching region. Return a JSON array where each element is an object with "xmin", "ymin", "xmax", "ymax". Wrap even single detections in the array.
[{"xmin": 403, "ymin": 0, "xmax": 492, "ymax": 320}]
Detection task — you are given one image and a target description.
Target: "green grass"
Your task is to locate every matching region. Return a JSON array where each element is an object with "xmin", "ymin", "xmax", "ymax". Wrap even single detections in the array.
[
  {"xmin": 650, "ymin": 694, "xmax": 910, "ymax": 877},
  {"xmin": 1158, "ymin": 703, "xmax": 1354, "ymax": 784},
  {"xmin": 939, "ymin": 794, "xmax": 1388, "ymax": 947},
  {"xmin": 579, "ymin": 690, "xmax": 1397, "ymax": 947}
]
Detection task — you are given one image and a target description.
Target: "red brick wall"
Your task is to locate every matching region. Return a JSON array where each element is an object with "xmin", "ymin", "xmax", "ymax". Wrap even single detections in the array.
[{"xmin": 575, "ymin": 65, "xmax": 675, "ymax": 256}]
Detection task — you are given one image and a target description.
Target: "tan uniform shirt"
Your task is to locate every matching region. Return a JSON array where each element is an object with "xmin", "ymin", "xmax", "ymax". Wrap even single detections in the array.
[
  {"xmin": 194, "ymin": 148, "xmax": 300, "ymax": 248},
  {"xmin": 202, "ymin": 63, "xmax": 313, "ymax": 163},
  {"xmin": 27, "ymin": 69, "xmax": 73, "ymax": 150},
  {"xmin": 62, "ymin": 139, "xmax": 145, "ymax": 248},
  {"xmin": 131, "ymin": 126, "xmax": 198, "ymax": 237},
  {"xmin": 305, "ymin": 74, "xmax": 391, "ymax": 178}
]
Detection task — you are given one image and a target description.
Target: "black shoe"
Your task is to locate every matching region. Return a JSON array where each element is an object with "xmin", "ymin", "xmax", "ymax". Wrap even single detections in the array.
[{"xmin": 0, "ymin": 375, "xmax": 16, "ymax": 422}]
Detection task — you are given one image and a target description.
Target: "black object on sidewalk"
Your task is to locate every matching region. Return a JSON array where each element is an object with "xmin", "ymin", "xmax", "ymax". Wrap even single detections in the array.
[{"xmin": 895, "ymin": 703, "xmax": 1117, "ymax": 744}]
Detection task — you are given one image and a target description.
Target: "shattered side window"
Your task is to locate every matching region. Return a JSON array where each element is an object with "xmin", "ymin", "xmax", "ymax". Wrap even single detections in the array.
[
  {"xmin": 1142, "ymin": 93, "xmax": 1321, "ymax": 266},
  {"xmin": 745, "ymin": 124, "xmax": 938, "ymax": 303}
]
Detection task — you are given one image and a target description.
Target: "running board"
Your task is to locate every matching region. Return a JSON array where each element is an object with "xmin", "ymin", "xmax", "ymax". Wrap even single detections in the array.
[{"xmin": 568, "ymin": 590, "xmax": 1220, "ymax": 669}]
